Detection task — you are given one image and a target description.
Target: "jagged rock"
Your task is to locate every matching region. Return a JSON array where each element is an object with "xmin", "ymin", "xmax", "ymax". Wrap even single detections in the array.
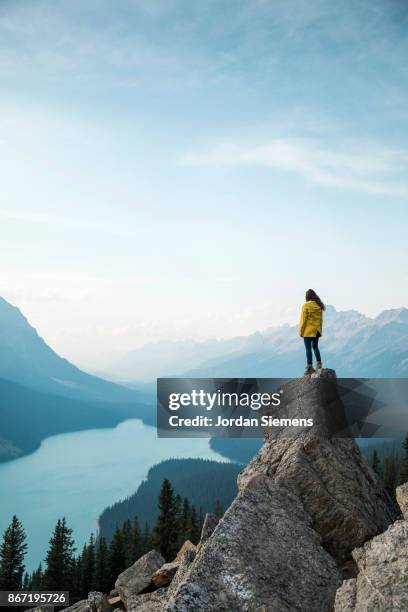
[
  {"xmin": 396, "ymin": 482, "xmax": 408, "ymax": 520},
  {"xmin": 88, "ymin": 592, "xmax": 112, "ymax": 612},
  {"xmin": 62, "ymin": 601, "xmax": 90, "ymax": 612},
  {"xmin": 334, "ymin": 579, "xmax": 357, "ymax": 611},
  {"xmin": 334, "ymin": 520, "xmax": 408, "ymax": 611},
  {"xmin": 164, "ymin": 475, "xmax": 341, "ymax": 611},
  {"xmin": 175, "ymin": 540, "xmax": 196, "ymax": 561},
  {"xmin": 165, "ymin": 549, "xmax": 197, "ymax": 604},
  {"xmin": 151, "ymin": 561, "xmax": 179, "ymax": 587},
  {"xmin": 198, "ymin": 513, "xmax": 219, "ymax": 547},
  {"xmin": 107, "ymin": 597, "xmax": 121, "ymax": 607},
  {"xmin": 238, "ymin": 370, "xmax": 395, "ymax": 564},
  {"xmin": 115, "ymin": 550, "xmax": 165, "ymax": 606},
  {"xmin": 61, "ymin": 593, "xmax": 112, "ymax": 612},
  {"xmin": 127, "ymin": 588, "xmax": 168, "ymax": 612}
]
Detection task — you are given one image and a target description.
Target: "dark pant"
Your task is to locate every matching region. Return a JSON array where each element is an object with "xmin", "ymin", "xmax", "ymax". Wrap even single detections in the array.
[{"xmin": 304, "ymin": 337, "xmax": 321, "ymax": 365}]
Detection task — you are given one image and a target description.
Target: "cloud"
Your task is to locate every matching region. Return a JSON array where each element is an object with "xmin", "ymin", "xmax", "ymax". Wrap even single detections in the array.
[{"xmin": 183, "ymin": 139, "xmax": 408, "ymax": 197}]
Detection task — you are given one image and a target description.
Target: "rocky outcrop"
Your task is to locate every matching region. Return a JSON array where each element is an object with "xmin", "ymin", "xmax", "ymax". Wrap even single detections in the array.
[
  {"xmin": 396, "ymin": 481, "xmax": 408, "ymax": 520},
  {"xmin": 164, "ymin": 475, "xmax": 341, "ymax": 611},
  {"xmin": 151, "ymin": 562, "xmax": 179, "ymax": 588},
  {"xmin": 238, "ymin": 369, "xmax": 395, "ymax": 565},
  {"xmin": 334, "ymin": 484, "xmax": 408, "ymax": 611},
  {"xmin": 174, "ymin": 540, "xmax": 196, "ymax": 561},
  {"xmin": 115, "ymin": 551, "xmax": 165, "ymax": 606},
  {"xmin": 127, "ymin": 589, "xmax": 168, "ymax": 612},
  {"xmin": 61, "ymin": 592, "xmax": 113, "ymax": 612},
  {"xmin": 198, "ymin": 512, "xmax": 219, "ymax": 547},
  {"xmin": 88, "ymin": 592, "xmax": 113, "ymax": 612},
  {"xmin": 62, "ymin": 370, "xmax": 404, "ymax": 612},
  {"xmin": 164, "ymin": 549, "xmax": 196, "ymax": 604}
]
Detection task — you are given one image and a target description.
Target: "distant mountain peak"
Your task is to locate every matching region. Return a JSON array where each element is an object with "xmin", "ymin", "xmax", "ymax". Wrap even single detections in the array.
[
  {"xmin": 0, "ymin": 295, "xmax": 135, "ymax": 402},
  {"xmin": 375, "ymin": 307, "xmax": 408, "ymax": 326},
  {"xmin": 0, "ymin": 296, "xmax": 31, "ymax": 329}
]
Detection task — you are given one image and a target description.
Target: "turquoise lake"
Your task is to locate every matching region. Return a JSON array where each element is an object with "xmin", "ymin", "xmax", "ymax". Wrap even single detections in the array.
[{"xmin": 0, "ymin": 420, "xmax": 228, "ymax": 572}]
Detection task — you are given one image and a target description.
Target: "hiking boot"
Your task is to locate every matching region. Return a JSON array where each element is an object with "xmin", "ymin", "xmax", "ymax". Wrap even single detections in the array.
[
  {"xmin": 304, "ymin": 365, "xmax": 315, "ymax": 376},
  {"xmin": 316, "ymin": 361, "xmax": 322, "ymax": 370}
]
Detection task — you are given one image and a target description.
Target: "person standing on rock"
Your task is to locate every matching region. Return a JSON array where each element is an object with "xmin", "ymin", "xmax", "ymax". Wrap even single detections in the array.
[{"xmin": 300, "ymin": 289, "xmax": 325, "ymax": 375}]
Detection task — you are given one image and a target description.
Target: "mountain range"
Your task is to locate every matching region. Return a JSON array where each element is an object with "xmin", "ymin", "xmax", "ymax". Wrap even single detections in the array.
[
  {"xmin": 0, "ymin": 296, "xmax": 153, "ymax": 462},
  {"xmin": 105, "ymin": 306, "xmax": 408, "ymax": 381},
  {"xmin": 0, "ymin": 296, "xmax": 137, "ymax": 402}
]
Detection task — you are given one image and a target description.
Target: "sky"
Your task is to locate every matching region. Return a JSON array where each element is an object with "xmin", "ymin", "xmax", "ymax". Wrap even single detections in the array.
[{"xmin": 0, "ymin": 0, "xmax": 408, "ymax": 369}]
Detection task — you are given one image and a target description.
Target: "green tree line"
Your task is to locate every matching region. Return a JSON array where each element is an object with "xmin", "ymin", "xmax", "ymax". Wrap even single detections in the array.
[
  {"xmin": 0, "ymin": 479, "xmax": 223, "ymax": 601},
  {"xmin": 369, "ymin": 434, "xmax": 408, "ymax": 502}
]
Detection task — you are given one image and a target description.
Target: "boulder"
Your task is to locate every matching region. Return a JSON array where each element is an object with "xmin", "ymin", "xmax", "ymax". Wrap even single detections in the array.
[
  {"xmin": 25, "ymin": 607, "xmax": 56, "ymax": 612},
  {"xmin": 151, "ymin": 561, "xmax": 179, "ymax": 587},
  {"xmin": 115, "ymin": 550, "xmax": 165, "ymax": 606},
  {"xmin": 396, "ymin": 482, "xmax": 408, "ymax": 520},
  {"xmin": 62, "ymin": 602, "xmax": 90, "ymax": 612},
  {"xmin": 127, "ymin": 588, "xmax": 168, "ymax": 612},
  {"xmin": 165, "ymin": 549, "xmax": 197, "ymax": 604},
  {"xmin": 238, "ymin": 370, "xmax": 396, "ymax": 564},
  {"xmin": 175, "ymin": 540, "xmax": 196, "ymax": 561},
  {"xmin": 164, "ymin": 475, "xmax": 341, "ymax": 611},
  {"xmin": 334, "ymin": 579, "xmax": 357, "ymax": 612},
  {"xmin": 107, "ymin": 597, "xmax": 121, "ymax": 607},
  {"xmin": 198, "ymin": 513, "xmax": 219, "ymax": 547},
  {"xmin": 334, "ymin": 520, "xmax": 408, "ymax": 611},
  {"xmin": 88, "ymin": 592, "xmax": 112, "ymax": 612}
]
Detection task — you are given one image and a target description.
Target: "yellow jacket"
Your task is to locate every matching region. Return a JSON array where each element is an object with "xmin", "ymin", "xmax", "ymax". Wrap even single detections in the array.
[{"xmin": 299, "ymin": 300, "xmax": 323, "ymax": 337}]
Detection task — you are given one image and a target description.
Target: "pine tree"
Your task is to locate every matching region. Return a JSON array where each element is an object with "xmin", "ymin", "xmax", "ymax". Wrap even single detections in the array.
[
  {"xmin": 141, "ymin": 523, "xmax": 152, "ymax": 556},
  {"xmin": 397, "ymin": 434, "xmax": 408, "ymax": 486},
  {"xmin": 28, "ymin": 563, "xmax": 43, "ymax": 590},
  {"xmin": 43, "ymin": 517, "xmax": 76, "ymax": 591},
  {"xmin": 71, "ymin": 555, "xmax": 82, "ymax": 599},
  {"xmin": 80, "ymin": 533, "xmax": 95, "ymax": 596},
  {"xmin": 370, "ymin": 449, "xmax": 381, "ymax": 476},
  {"xmin": 22, "ymin": 572, "xmax": 29, "ymax": 590},
  {"xmin": 94, "ymin": 537, "xmax": 110, "ymax": 594},
  {"xmin": 108, "ymin": 527, "xmax": 126, "ymax": 585},
  {"xmin": 214, "ymin": 499, "xmax": 223, "ymax": 518},
  {"xmin": 122, "ymin": 520, "xmax": 134, "ymax": 568},
  {"xmin": 152, "ymin": 479, "xmax": 179, "ymax": 560},
  {"xmin": 132, "ymin": 516, "xmax": 143, "ymax": 563},
  {"xmin": 0, "ymin": 515, "xmax": 27, "ymax": 590},
  {"xmin": 383, "ymin": 457, "xmax": 397, "ymax": 502},
  {"xmin": 190, "ymin": 506, "xmax": 201, "ymax": 545},
  {"xmin": 180, "ymin": 498, "xmax": 192, "ymax": 544}
]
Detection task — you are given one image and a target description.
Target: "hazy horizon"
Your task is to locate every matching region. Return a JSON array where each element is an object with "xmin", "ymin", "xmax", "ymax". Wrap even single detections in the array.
[
  {"xmin": 1, "ymin": 293, "xmax": 406, "ymax": 372},
  {"xmin": 1, "ymin": 0, "xmax": 407, "ymax": 368}
]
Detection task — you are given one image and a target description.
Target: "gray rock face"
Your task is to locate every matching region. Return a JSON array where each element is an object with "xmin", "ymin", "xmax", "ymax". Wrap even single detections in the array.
[
  {"xmin": 115, "ymin": 550, "xmax": 165, "ymax": 606},
  {"xmin": 396, "ymin": 482, "xmax": 408, "ymax": 520},
  {"xmin": 25, "ymin": 607, "xmax": 57, "ymax": 612},
  {"xmin": 62, "ymin": 601, "xmax": 90, "ymax": 612},
  {"xmin": 151, "ymin": 561, "xmax": 179, "ymax": 587},
  {"xmin": 174, "ymin": 540, "xmax": 196, "ymax": 561},
  {"xmin": 164, "ymin": 475, "xmax": 341, "ymax": 611},
  {"xmin": 62, "ymin": 593, "xmax": 112, "ymax": 612},
  {"xmin": 88, "ymin": 592, "xmax": 113, "ymax": 612},
  {"xmin": 334, "ymin": 579, "xmax": 357, "ymax": 612},
  {"xmin": 238, "ymin": 370, "xmax": 395, "ymax": 564},
  {"xmin": 335, "ymin": 520, "xmax": 408, "ymax": 611},
  {"xmin": 127, "ymin": 589, "xmax": 168, "ymax": 612},
  {"xmin": 198, "ymin": 513, "xmax": 219, "ymax": 547},
  {"xmin": 165, "ymin": 549, "xmax": 197, "ymax": 605}
]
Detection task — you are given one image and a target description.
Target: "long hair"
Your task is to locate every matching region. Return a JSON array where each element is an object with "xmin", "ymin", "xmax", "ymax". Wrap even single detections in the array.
[{"xmin": 305, "ymin": 289, "xmax": 325, "ymax": 311}]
